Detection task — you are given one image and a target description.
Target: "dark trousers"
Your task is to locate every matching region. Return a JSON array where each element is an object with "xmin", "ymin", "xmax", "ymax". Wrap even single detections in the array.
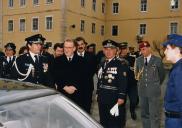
[
  {"xmin": 98, "ymin": 102, "xmax": 126, "ymax": 128},
  {"xmin": 127, "ymin": 85, "xmax": 138, "ymax": 113},
  {"xmin": 82, "ymin": 90, "xmax": 93, "ymax": 113},
  {"xmin": 165, "ymin": 117, "xmax": 182, "ymax": 128}
]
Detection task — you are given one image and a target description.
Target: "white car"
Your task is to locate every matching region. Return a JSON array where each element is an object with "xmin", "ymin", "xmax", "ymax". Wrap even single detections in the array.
[{"xmin": 0, "ymin": 79, "xmax": 102, "ymax": 128}]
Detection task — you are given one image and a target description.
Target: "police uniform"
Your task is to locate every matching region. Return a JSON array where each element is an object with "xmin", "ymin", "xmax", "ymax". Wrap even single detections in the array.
[
  {"xmin": 163, "ymin": 37, "xmax": 182, "ymax": 128},
  {"xmin": 11, "ymin": 34, "xmax": 53, "ymax": 87},
  {"xmin": 0, "ymin": 43, "xmax": 16, "ymax": 79},
  {"xmin": 135, "ymin": 41, "xmax": 165, "ymax": 128},
  {"xmin": 119, "ymin": 42, "xmax": 138, "ymax": 120},
  {"xmin": 97, "ymin": 40, "xmax": 128, "ymax": 128}
]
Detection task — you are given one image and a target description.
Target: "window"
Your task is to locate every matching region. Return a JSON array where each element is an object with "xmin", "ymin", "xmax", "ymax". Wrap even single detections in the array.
[
  {"xmin": 141, "ymin": 0, "xmax": 147, "ymax": 12},
  {"xmin": 113, "ymin": 3, "xmax": 119, "ymax": 14},
  {"xmin": 92, "ymin": 23, "xmax": 96, "ymax": 33},
  {"xmin": 80, "ymin": 20, "xmax": 85, "ymax": 32},
  {"xmin": 46, "ymin": 0, "xmax": 53, "ymax": 4},
  {"xmin": 102, "ymin": 2, "xmax": 105, "ymax": 13},
  {"xmin": 46, "ymin": 16, "xmax": 53, "ymax": 30},
  {"xmin": 112, "ymin": 25, "xmax": 118, "ymax": 36},
  {"xmin": 20, "ymin": 0, "xmax": 26, "ymax": 6},
  {"xmin": 8, "ymin": 20, "xmax": 13, "ymax": 32},
  {"xmin": 33, "ymin": 0, "xmax": 39, "ymax": 5},
  {"xmin": 171, "ymin": 0, "xmax": 179, "ymax": 9},
  {"xmin": 170, "ymin": 22, "xmax": 178, "ymax": 34},
  {"xmin": 81, "ymin": 0, "xmax": 85, "ymax": 7},
  {"xmin": 32, "ymin": 17, "xmax": 39, "ymax": 31},
  {"xmin": 140, "ymin": 24, "xmax": 146, "ymax": 35},
  {"xmin": 101, "ymin": 25, "xmax": 104, "ymax": 36},
  {"xmin": 8, "ymin": 0, "xmax": 14, "ymax": 7},
  {"xmin": 92, "ymin": 0, "xmax": 96, "ymax": 11},
  {"xmin": 20, "ymin": 19, "xmax": 25, "ymax": 32}
]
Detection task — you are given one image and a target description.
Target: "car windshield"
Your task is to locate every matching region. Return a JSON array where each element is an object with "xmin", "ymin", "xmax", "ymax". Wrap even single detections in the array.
[{"xmin": 0, "ymin": 94, "xmax": 97, "ymax": 128}]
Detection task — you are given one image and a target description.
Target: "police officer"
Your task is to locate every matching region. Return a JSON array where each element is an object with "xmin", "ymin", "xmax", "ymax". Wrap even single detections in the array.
[
  {"xmin": 134, "ymin": 41, "xmax": 165, "ymax": 128},
  {"xmin": 162, "ymin": 36, "xmax": 182, "ymax": 128},
  {"xmin": 97, "ymin": 39, "xmax": 128, "ymax": 128},
  {"xmin": 119, "ymin": 42, "xmax": 138, "ymax": 120},
  {"xmin": 11, "ymin": 34, "xmax": 53, "ymax": 87},
  {"xmin": 0, "ymin": 42, "xmax": 16, "ymax": 79}
]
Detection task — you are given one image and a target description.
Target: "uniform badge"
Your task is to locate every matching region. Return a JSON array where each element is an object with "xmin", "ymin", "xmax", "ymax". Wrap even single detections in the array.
[
  {"xmin": 123, "ymin": 72, "xmax": 127, "ymax": 77},
  {"xmin": 104, "ymin": 76, "xmax": 108, "ymax": 79},
  {"xmin": 43, "ymin": 63, "xmax": 48, "ymax": 72}
]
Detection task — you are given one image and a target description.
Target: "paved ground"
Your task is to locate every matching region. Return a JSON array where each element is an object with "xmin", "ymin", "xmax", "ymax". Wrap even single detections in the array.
[{"xmin": 91, "ymin": 71, "xmax": 169, "ymax": 128}]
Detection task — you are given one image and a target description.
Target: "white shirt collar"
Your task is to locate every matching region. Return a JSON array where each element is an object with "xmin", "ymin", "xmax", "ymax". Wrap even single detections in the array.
[
  {"xmin": 145, "ymin": 54, "xmax": 152, "ymax": 62},
  {"xmin": 67, "ymin": 55, "xmax": 74, "ymax": 61},
  {"xmin": 77, "ymin": 51, "xmax": 85, "ymax": 57},
  {"xmin": 29, "ymin": 51, "xmax": 39, "ymax": 62}
]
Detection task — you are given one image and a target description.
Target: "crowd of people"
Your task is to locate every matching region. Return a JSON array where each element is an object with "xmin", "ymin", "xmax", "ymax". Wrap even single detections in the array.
[{"xmin": 0, "ymin": 33, "xmax": 181, "ymax": 128}]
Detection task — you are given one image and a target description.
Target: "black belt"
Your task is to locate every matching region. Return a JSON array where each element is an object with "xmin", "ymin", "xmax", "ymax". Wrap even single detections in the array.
[{"xmin": 165, "ymin": 111, "xmax": 182, "ymax": 118}]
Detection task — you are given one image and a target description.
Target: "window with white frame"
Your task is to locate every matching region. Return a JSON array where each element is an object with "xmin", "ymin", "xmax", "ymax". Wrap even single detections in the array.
[
  {"xmin": 112, "ymin": 25, "xmax": 118, "ymax": 36},
  {"xmin": 8, "ymin": 0, "xmax": 14, "ymax": 7},
  {"xmin": 113, "ymin": 3, "xmax": 119, "ymax": 14},
  {"xmin": 81, "ymin": 0, "xmax": 85, "ymax": 7},
  {"xmin": 170, "ymin": 22, "xmax": 178, "ymax": 34},
  {"xmin": 92, "ymin": 23, "xmax": 96, "ymax": 33},
  {"xmin": 20, "ymin": 0, "xmax": 26, "ymax": 6},
  {"xmin": 32, "ymin": 18, "xmax": 39, "ymax": 31},
  {"xmin": 101, "ymin": 25, "xmax": 104, "ymax": 36},
  {"xmin": 141, "ymin": 0, "xmax": 147, "ymax": 12},
  {"xmin": 8, "ymin": 20, "xmax": 14, "ymax": 32},
  {"xmin": 102, "ymin": 2, "xmax": 105, "ymax": 13},
  {"xmin": 92, "ymin": 0, "xmax": 96, "ymax": 11},
  {"xmin": 80, "ymin": 20, "xmax": 85, "ymax": 32},
  {"xmin": 20, "ymin": 19, "xmax": 25, "ymax": 32},
  {"xmin": 140, "ymin": 24, "xmax": 146, "ymax": 35},
  {"xmin": 171, "ymin": 0, "xmax": 179, "ymax": 9},
  {"xmin": 33, "ymin": 0, "xmax": 39, "ymax": 5},
  {"xmin": 46, "ymin": 16, "xmax": 53, "ymax": 30}
]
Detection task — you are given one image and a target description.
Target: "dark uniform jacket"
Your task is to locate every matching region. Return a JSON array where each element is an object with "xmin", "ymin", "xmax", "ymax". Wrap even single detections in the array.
[
  {"xmin": 11, "ymin": 53, "xmax": 53, "ymax": 86},
  {"xmin": 97, "ymin": 57, "xmax": 128, "ymax": 104},
  {"xmin": 164, "ymin": 59, "xmax": 182, "ymax": 112},
  {"xmin": 0, "ymin": 56, "xmax": 16, "ymax": 79}
]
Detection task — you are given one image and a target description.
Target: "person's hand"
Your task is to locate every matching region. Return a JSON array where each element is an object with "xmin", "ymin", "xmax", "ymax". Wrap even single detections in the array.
[
  {"xmin": 63, "ymin": 86, "xmax": 77, "ymax": 94},
  {"xmin": 117, "ymin": 99, "xmax": 124, "ymax": 105}
]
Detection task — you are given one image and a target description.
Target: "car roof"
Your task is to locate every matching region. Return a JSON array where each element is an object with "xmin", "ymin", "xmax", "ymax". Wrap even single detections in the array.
[{"xmin": 0, "ymin": 78, "xmax": 58, "ymax": 105}]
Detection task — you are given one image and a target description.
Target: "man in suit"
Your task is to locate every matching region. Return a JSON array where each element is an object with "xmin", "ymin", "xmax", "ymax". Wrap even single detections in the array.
[
  {"xmin": 11, "ymin": 34, "xmax": 53, "ymax": 87},
  {"xmin": 53, "ymin": 38, "xmax": 85, "ymax": 108},
  {"xmin": 75, "ymin": 37, "xmax": 97, "ymax": 113},
  {"xmin": 0, "ymin": 42, "xmax": 16, "ymax": 79},
  {"xmin": 134, "ymin": 41, "xmax": 165, "ymax": 128},
  {"xmin": 119, "ymin": 42, "xmax": 138, "ymax": 120},
  {"xmin": 97, "ymin": 39, "xmax": 128, "ymax": 128}
]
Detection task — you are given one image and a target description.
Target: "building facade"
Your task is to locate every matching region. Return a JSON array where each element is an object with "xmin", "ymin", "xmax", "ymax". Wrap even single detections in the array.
[{"xmin": 1, "ymin": 0, "xmax": 182, "ymax": 52}]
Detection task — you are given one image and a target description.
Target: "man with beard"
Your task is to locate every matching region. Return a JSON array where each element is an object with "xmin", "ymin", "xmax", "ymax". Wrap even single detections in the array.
[{"xmin": 75, "ymin": 37, "xmax": 97, "ymax": 113}]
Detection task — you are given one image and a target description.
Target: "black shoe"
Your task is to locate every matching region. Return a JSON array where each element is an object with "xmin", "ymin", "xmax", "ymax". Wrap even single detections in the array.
[{"xmin": 131, "ymin": 112, "xmax": 137, "ymax": 120}]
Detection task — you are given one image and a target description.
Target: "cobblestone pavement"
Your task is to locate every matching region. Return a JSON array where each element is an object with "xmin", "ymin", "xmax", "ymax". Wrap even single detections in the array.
[{"xmin": 91, "ymin": 71, "xmax": 168, "ymax": 128}]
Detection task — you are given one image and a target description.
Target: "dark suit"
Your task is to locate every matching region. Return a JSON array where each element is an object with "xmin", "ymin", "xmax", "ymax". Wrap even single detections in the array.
[
  {"xmin": 0, "ymin": 56, "xmax": 16, "ymax": 79},
  {"xmin": 53, "ymin": 54, "xmax": 85, "ymax": 107},
  {"xmin": 77, "ymin": 51, "xmax": 97, "ymax": 113},
  {"xmin": 11, "ymin": 53, "xmax": 53, "ymax": 86}
]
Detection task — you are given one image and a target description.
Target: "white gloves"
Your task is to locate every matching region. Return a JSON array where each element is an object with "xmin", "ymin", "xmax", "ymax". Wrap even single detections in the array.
[{"xmin": 110, "ymin": 103, "xmax": 119, "ymax": 117}]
